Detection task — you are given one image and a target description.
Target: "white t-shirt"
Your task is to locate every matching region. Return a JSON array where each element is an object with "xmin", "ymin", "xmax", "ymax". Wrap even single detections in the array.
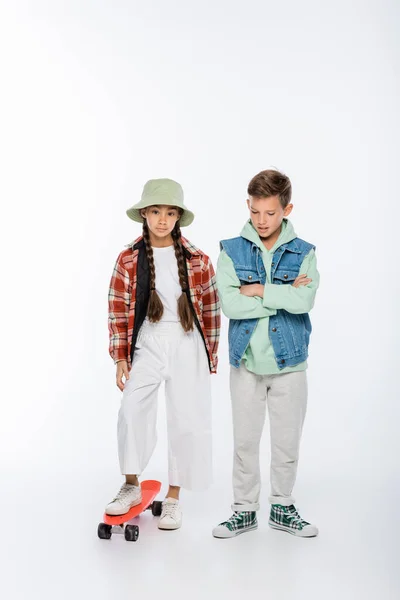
[{"xmin": 149, "ymin": 245, "xmax": 182, "ymax": 322}]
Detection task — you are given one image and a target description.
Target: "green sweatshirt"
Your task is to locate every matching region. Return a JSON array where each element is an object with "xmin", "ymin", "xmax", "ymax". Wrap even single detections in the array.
[{"xmin": 216, "ymin": 219, "xmax": 320, "ymax": 375}]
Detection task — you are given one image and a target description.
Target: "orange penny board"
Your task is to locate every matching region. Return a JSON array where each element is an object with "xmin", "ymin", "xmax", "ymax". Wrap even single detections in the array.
[{"xmin": 103, "ymin": 480, "xmax": 162, "ymax": 526}]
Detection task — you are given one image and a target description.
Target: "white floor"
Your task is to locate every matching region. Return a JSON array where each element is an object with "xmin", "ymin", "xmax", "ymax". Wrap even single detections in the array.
[
  {"xmin": 2, "ymin": 361, "xmax": 399, "ymax": 600},
  {"xmin": 2, "ymin": 466, "xmax": 398, "ymax": 600}
]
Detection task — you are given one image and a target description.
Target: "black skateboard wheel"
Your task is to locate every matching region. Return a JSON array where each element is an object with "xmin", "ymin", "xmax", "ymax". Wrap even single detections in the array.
[
  {"xmin": 98, "ymin": 523, "xmax": 112, "ymax": 540},
  {"xmin": 125, "ymin": 524, "xmax": 139, "ymax": 542},
  {"xmin": 151, "ymin": 501, "xmax": 163, "ymax": 517}
]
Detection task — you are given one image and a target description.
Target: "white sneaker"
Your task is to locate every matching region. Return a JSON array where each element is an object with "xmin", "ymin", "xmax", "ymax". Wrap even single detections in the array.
[
  {"xmin": 158, "ymin": 498, "xmax": 182, "ymax": 530},
  {"xmin": 105, "ymin": 483, "xmax": 142, "ymax": 516}
]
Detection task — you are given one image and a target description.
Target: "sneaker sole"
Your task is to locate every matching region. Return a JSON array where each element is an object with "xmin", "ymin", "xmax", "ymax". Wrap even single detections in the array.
[
  {"xmin": 212, "ymin": 524, "xmax": 258, "ymax": 539},
  {"xmin": 268, "ymin": 521, "xmax": 319, "ymax": 537},
  {"xmin": 105, "ymin": 497, "xmax": 143, "ymax": 516},
  {"xmin": 158, "ymin": 522, "xmax": 182, "ymax": 531}
]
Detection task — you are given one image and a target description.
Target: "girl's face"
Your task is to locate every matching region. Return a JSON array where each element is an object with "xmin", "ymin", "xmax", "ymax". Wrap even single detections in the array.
[{"xmin": 141, "ymin": 205, "xmax": 181, "ymax": 240}]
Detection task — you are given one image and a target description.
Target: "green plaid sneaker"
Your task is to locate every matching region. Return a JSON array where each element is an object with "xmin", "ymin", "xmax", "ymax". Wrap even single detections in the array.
[
  {"xmin": 212, "ymin": 511, "xmax": 258, "ymax": 538},
  {"xmin": 269, "ymin": 504, "xmax": 319, "ymax": 537}
]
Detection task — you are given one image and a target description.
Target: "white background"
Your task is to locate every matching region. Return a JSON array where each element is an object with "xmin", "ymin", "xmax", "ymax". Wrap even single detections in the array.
[{"xmin": 0, "ymin": 1, "xmax": 399, "ymax": 599}]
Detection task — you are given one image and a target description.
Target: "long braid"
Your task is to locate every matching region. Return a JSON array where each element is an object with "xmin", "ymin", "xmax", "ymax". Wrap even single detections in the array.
[
  {"xmin": 143, "ymin": 221, "xmax": 164, "ymax": 322},
  {"xmin": 172, "ymin": 221, "xmax": 194, "ymax": 332}
]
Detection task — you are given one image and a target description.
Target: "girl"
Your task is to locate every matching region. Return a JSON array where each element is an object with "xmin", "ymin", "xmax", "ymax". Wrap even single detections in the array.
[{"xmin": 106, "ymin": 178, "xmax": 220, "ymax": 530}]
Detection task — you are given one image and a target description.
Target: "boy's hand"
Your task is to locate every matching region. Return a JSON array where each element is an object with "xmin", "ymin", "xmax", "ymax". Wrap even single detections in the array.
[
  {"xmin": 240, "ymin": 283, "xmax": 264, "ymax": 297},
  {"xmin": 292, "ymin": 274, "xmax": 312, "ymax": 288},
  {"xmin": 116, "ymin": 360, "xmax": 130, "ymax": 391}
]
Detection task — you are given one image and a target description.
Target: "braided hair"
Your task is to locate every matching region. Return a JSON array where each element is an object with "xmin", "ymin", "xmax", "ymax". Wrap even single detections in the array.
[
  {"xmin": 143, "ymin": 220, "xmax": 164, "ymax": 322},
  {"xmin": 171, "ymin": 220, "xmax": 194, "ymax": 332},
  {"xmin": 142, "ymin": 217, "xmax": 194, "ymax": 331}
]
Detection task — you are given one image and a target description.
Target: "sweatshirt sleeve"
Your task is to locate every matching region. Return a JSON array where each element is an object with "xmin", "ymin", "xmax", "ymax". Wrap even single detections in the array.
[
  {"xmin": 216, "ymin": 250, "xmax": 277, "ymax": 320},
  {"xmin": 262, "ymin": 249, "xmax": 320, "ymax": 314}
]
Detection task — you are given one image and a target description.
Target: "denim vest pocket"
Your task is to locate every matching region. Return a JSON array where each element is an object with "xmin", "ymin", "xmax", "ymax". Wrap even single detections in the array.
[
  {"xmin": 236, "ymin": 267, "xmax": 261, "ymax": 284},
  {"xmin": 273, "ymin": 269, "xmax": 298, "ymax": 285}
]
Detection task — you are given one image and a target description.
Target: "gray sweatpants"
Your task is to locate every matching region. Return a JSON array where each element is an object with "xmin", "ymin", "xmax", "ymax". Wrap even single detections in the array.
[{"xmin": 231, "ymin": 363, "xmax": 308, "ymax": 511}]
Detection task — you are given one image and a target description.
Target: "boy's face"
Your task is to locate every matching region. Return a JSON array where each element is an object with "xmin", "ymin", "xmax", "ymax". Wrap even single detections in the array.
[{"xmin": 247, "ymin": 195, "xmax": 293, "ymax": 241}]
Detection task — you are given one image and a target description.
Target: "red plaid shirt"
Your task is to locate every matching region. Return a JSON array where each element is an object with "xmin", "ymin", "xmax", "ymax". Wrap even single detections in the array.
[{"xmin": 108, "ymin": 236, "xmax": 220, "ymax": 373}]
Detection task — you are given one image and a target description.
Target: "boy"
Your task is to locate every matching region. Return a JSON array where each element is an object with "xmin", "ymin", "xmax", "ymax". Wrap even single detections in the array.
[{"xmin": 213, "ymin": 169, "xmax": 320, "ymax": 538}]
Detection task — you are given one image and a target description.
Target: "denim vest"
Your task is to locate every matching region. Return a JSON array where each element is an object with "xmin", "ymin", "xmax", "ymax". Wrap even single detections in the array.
[{"xmin": 220, "ymin": 235, "xmax": 315, "ymax": 370}]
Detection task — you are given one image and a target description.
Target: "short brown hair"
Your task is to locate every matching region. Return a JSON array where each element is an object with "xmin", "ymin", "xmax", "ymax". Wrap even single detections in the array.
[{"xmin": 247, "ymin": 169, "xmax": 292, "ymax": 208}]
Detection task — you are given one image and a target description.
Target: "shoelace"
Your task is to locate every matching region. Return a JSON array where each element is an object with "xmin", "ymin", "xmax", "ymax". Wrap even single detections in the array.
[
  {"xmin": 162, "ymin": 502, "xmax": 180, "ymax": 520},
  {"xmin": 112, "ymin": 485, "xmax": 136, "ymax": 503},
  {"xmin": 284, "ymin": 507, "xmax": 309, "ymax": 527},
  {"xmin": 221, "ymin": 512, "xmax": 244, "ymax": 527}
]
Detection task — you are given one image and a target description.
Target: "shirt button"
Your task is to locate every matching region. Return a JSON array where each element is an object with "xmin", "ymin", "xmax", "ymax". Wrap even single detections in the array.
[
  {"xmin": 245, "ymin": 329, "xmax": 249, "ymax": 334},
  {"xmin": 280, "ymin": 359, "xmax": 285, "ymax": 364},
  {"xmin": 284, "ymin": 274, "xmax": 288, "ymax": 279},
  {"xmin": 248, "ymin": 275, "xmax": 253, "ymax": 280},
  {"xmin": 271, "ymin": 262, "xmax": 275, "ymax": 266},
  {"xmin": 272, "ymin": 328, "xmax": 277, "ymax": 332}
]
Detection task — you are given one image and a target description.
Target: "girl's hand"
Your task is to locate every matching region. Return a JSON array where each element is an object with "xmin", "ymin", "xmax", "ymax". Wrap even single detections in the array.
[
  {"xmin": 116, "ymin": 360, "xmax": 130, "ymax": 391},
  {"xmin": 292, "ymin": 274, "xmax": 312, "ymax": 288},
  {"xmin": 240, "ymin": 283, "xmax": 264, "ymax": 297}
]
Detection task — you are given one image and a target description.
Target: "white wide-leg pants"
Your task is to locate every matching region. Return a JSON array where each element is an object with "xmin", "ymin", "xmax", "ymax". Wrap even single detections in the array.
[{"xmin": 117, "ymin": 320, "xmax": 212, "ymax": 490}]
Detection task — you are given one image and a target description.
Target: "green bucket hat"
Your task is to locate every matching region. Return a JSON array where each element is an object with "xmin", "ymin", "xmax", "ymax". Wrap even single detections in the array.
[{"xmin": 126, "ymin": 178, "xmax": 195, "ymax": 227}]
